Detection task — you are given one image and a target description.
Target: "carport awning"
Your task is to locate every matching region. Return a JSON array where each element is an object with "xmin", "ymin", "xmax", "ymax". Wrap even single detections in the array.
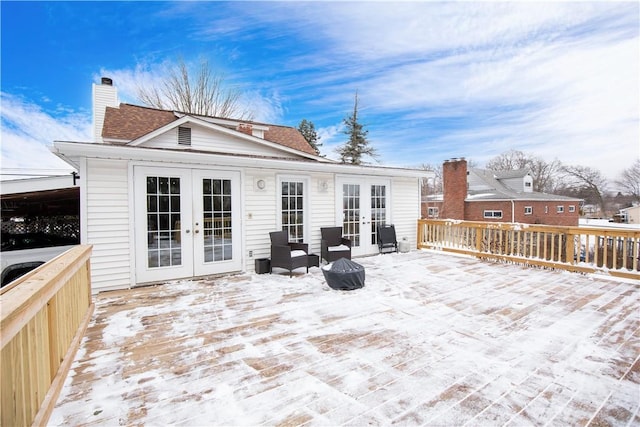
[{"xmin": 1, "ymin": 187, "xmax": 79, "ymax": 218}]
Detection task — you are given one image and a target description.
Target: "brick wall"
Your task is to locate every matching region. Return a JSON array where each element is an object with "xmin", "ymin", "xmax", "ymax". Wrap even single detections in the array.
[
  {"xmin": 441, "ymin": 159, "xmax": 467, "ymax": 220},
  {"xmin": 465, "ymin": 200, "xmax": 579, "ymax": 226}
]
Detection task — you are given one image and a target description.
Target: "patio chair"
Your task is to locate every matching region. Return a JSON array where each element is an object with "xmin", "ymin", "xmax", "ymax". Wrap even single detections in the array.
[
  {"xmin": 377, "ymin": 224, "xmax": 398, "ymax": 254},
  {"xmin": 320, "ymin": 227, "xmax": 352, "ymax": 263},
  {"xmin": 269, "ymin": 230, "xmax": 309, "ymax": 277}
]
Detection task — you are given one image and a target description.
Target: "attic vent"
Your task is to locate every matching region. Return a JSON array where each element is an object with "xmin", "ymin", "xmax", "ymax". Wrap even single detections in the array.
[{"xmin": 178, "ymin": 126, "xmax": 191, "ymax": 146}]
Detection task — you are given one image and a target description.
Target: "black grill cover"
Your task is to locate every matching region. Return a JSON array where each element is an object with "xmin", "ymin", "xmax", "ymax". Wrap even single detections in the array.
[{"xmin": 322, "ymin": 258, "xmax": 365, "ymax": 290}]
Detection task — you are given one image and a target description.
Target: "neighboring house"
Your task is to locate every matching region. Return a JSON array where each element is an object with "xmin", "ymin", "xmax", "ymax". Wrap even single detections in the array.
[
  {"xmin": 52, "ymin": 78, "xmax": 430, "ymax": 292},
  {"xmin": 421, "ymin": 158, "xmax": 580, "ymax": 226},
  {"xmin": 619, "ymin": 205, "xmax": 640, "ymax": 224}
]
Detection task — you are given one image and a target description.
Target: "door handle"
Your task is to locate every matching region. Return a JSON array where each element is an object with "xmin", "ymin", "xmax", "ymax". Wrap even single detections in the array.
[
  {"xmin": 194, "ymin": 229, "xmax": 200, "ymax": 234},
  {"xmin": 185, "ymin": 229, "xmax": 191, "ymax": 234}
]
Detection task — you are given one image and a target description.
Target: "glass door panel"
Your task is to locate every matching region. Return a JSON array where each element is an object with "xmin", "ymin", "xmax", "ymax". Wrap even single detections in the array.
[
  {"xmin": 338, "ymin": 178, "xmax": 390, "ymax": 256},
  {"xmin": 370, "ymin": 184, "xmax": 387, "ymax": 249},
  {"xmin": 135, "ymin": 167, "xmax": 193, "ymax": 283},
  {"xmin": 202, "ymin": 178, "xmax": 233, "ymax": 262},
  {"xmin": 146, "ymin": 176, "xmax": 182, "ymax": 268},
  {"xmin": 193, "ymin": 170, "xmax": 241, "ymax": 276},
  {"xmin": 342, "ymin": 183, "xmax": 361, "ymax": 247}
]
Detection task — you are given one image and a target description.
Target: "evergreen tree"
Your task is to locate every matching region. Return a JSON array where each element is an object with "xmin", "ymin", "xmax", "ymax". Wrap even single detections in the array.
[
  {"xmin": 297, "ymin": 119, "xmax": 322, "ymax": 155},
  {"xmin": 337, "ymin": 92, "xmax": 377, "ymax": 165}
]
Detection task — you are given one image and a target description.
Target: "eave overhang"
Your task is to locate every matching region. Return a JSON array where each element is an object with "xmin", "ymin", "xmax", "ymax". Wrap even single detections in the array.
[{"xmin": 51, "ymin": 141, "xmax": 431, "ymax": 179}]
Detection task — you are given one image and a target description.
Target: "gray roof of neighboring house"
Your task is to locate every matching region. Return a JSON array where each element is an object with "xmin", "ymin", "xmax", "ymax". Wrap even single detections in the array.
[{"xmin": 467, "ymin": 167, "xmax": 580, "ymax": 202}]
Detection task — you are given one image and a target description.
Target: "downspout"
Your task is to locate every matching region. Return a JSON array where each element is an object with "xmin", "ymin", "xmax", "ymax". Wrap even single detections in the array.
[{"xmin": 511, "ymin": 200, "xmax": 515, "ymax": 223}]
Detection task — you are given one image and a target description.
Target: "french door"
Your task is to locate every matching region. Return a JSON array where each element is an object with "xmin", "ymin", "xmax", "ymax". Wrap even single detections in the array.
[
  {"xmin": 336, "ymin": 177, "xmax": 391, "ymax": 256},
  {"xmin": 134, "ymin": 166, "xmax": 241, "ymax": 283}
]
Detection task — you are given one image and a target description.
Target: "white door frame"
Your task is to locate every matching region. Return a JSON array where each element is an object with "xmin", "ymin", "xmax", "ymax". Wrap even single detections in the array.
[
  {"xmin": 134, "ymin": 166, "xmax": 242, "ymax": 283},
  {"xmin": 192, "ymin": 169, "xmax": 242, "ymax": 276},
  {"xmin": 335, "ymin": 176, "xmax": 391, "ymax": 256}
]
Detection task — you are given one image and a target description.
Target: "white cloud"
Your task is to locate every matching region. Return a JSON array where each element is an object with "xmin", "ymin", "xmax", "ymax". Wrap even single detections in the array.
[
  {"xmin": 261, "ymin": 2, "xmax": 639, "ymax": 180},
  {"xmin": 2, "ymin": 1, "xmax": 637, "ymax": 184},
  {"xmin": 97, "ymin": 60, "xmax": 285, "ymax": 123},
  {"xmin": 1, "ymin": 93, "xmax": 91, "ymax": 177}
]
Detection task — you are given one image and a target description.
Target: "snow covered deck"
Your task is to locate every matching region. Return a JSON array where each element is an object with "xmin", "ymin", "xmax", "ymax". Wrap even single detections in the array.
[{"xmin": 50, "ymin": 250, "xmax": 639, "ymax": 426}]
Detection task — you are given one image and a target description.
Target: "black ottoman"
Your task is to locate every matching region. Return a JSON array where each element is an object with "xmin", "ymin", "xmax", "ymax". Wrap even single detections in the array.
[{"xmin": 322, "ymin": 258, "xmax": 365, "ymax": 290}]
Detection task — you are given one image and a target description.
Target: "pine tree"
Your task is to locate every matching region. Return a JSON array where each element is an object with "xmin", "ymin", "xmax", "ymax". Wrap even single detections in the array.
[
  {"xmin": 297, "ymin": 119, "xmax": 322, "ymax": 155},
  {"xmin": 337, "ymin": 92, "xmax": 377, "ymax": 165}
]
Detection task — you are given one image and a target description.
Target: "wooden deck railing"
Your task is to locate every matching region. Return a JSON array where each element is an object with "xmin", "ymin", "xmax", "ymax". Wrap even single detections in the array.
[
  {"xmin": 418, "ymin": 220, "xmax": 639, "ymax": 280},
  {"xmin": 1, "ymin": 245, "xmax": 93, "ymax": 427}
]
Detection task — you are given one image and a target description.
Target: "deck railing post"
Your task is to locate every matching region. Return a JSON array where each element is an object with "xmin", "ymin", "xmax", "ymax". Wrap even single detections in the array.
[{"xmin": 416, "ymin": 219, "xmax": 639, "ymax": 280}]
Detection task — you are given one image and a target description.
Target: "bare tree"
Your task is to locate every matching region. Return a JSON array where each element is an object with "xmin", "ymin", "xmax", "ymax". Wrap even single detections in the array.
[
  {"xmin": 420, "ymin": 163, "xmax": 442, "ymax": 199},
  {"xmin": 527, "ymin": 157, "xmax": 562, "ymax": 193},
  {"xmin": 137, "ymin": 59, "xmax": 253, "ymax": 119},
  {"xmin": 486, "ymin": 149, "xmax": 560, "ymax": 193},
  {"xmin": 486, "ymin": 149, "xmax": 530, "ymax": 170},
  {"xmin": 615, "ymin": 159, "xmax": 640, "ymax": 202},
  {"xmin": 560, "ymin": 164, "xmax": 608, "ymax": 215}
]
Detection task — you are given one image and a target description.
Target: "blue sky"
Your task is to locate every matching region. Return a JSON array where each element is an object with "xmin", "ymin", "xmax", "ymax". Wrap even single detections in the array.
[{"xmin": 1, "ymin": 1, "xmax": 638, "ymax": 182}]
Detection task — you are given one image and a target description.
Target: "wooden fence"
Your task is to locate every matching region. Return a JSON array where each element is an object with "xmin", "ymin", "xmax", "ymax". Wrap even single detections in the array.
[
  {"xmin": 1, "ymin": 245, "xmax": 93, "ymax": 426},
  {"xmin": 418, "ymin": 220, "xmax": 639, "ymax": 280}
]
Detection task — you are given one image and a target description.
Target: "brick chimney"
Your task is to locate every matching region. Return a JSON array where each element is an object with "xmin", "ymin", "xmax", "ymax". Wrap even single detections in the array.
[
  {"xmin": 441, "ymin": 158, "xmax": 467, "ymax": 220},
  {"xmin": 92, "ymin": 77, "xmax": 118, "ymax": 143},
  {"xmin": 237, "ymin": 123, "xmax": 253, "ymax": 135}
]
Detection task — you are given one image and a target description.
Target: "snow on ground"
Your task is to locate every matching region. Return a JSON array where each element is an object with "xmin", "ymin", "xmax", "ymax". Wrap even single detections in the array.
[{"xmin": 49, "ymin": 250, "xmax": 639, "ymax": 426}]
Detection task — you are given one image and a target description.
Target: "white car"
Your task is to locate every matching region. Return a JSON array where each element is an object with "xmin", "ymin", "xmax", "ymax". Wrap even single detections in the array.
[{"xmin": 1, "ymin": 233, "xmax": 77, "ymax": 287}]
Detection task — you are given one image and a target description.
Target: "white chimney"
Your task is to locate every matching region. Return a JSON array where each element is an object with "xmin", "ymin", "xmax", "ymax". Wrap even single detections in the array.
[{"xmin": 92, "ymin": 77, "xmax": 118, "ymax": 143}]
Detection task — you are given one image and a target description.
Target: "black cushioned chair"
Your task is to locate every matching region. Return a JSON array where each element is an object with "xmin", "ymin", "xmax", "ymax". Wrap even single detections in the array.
[
  {"xmin": 377, "ymin": 224, "xmax": 398, "ymax": 254},
  {"xmin": 321, "ymin": 227, "xmax": 352, "ymax": 263},
  {"xmin": 269, "ymin": 230, "xmax": 309, "ymax": 277}
]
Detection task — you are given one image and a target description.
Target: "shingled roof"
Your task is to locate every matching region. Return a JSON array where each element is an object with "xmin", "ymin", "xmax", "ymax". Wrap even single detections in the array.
[
  {"xmin": 101, "ymin": 103, "xmax": 317, "ymax": 155},
  {"xmin": 102, "ymin": 104, "xmax": 176, "ymax": 141}
]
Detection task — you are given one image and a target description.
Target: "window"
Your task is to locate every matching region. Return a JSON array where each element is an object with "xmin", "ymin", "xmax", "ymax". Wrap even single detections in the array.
[
  {"xmin": 525, "ymin": 182, "xmax": 532, "ymax": 188},
  {"xmin": 483, "ymin": 210, "xmax": 503, "ymax": 219},
  {"xmin": 524, "ymin": 206, "xmax": 532, "ymax": 215},
  {"xmin": 178, "ymin": 127, "xmax": 191, "ymax": 146},
  {"xmin": 545, "ymin": 206, "xmax": 549, "ymax": 214},
  {"xmin": 427, "ymin": 207, "xmax": 439, "ymax": 218},
  {"xmin": 569, "ymin": 205, "xmax": 575, "ymax": 213},
  {"xmin": 280, "ymin": 179, "xmax": 306, "ymax": 242},
  {"xmin": 557, "ymin": 205, "xmax": 564, "ymax": 213}
]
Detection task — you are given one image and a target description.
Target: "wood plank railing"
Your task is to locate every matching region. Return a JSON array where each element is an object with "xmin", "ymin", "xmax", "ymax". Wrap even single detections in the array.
[
  {"xmin": 1, "ymin": 245, "xmax": 93, "ymax": 427},
  {"xmin": 418, "ymin": 220, "xmax": 639, "ymax": 280}
]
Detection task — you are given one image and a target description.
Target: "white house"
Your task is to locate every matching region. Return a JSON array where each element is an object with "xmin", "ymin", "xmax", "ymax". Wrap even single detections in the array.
[
  {"xmin": 620, "ymin": 205, "xmax": 640, "ymax": 224},
  {"xmin": 52, "ymin": 78, "xmax": 431, "ymax": 292}
]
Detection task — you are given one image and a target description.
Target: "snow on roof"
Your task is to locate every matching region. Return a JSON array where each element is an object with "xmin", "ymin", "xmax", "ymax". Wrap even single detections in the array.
[{"xmin": 50, "ymin": 251, "xmax": 638, "ymax": 426}]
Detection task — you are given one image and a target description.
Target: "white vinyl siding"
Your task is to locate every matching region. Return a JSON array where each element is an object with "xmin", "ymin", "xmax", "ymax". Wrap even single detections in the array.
[
  {"xmin": 242, "ymin": 171, "xmax": 335, "ymax": 272},
  {"xmin": 85, "ymin": 158, "xmax": 132, "ymax": 292},
  {"xmin": 243, "ymin": 171, "xmax": 278, "ymax": 269},
  {"xmin": 391, "ymin": 177, "xmax": 421, "ymax": 249},
  {"xmin": 140, "ymin": 125, "xmax": 303, "ymax": 158}
]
